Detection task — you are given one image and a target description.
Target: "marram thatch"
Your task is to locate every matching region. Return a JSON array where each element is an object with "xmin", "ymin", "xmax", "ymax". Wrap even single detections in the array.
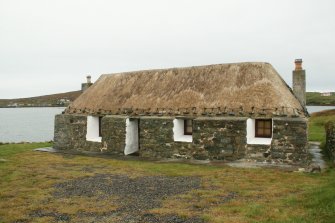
[{"xmin": 66, "ymin": 62, "xmax": 307, "ymax": 117}]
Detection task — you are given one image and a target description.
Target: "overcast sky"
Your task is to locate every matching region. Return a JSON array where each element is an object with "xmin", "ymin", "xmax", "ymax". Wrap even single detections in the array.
[{"xmin": 0, "ymin": 0, "xmax": 334, "ymax": 99}]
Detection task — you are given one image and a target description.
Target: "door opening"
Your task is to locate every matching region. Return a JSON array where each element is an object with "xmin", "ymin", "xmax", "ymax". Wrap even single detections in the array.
[{"xmin": 125, "ymin": 118, "xmax": 139, "ymax": 155}]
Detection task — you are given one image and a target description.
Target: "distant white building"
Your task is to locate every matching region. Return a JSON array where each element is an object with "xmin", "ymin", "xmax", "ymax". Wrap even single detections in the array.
[
  {"xmin": 321, "ymin": 92, "xmax": 332, "ymax": 97},
  {"xmin": 8, "ymin": 103, "xmax": 18, "ymax": 107}
]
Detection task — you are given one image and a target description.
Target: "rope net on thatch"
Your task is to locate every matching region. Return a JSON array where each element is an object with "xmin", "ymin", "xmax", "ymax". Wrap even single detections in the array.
[{"xmin": 63, "ymin": 106, "xmax": 306, "ymax": 118}]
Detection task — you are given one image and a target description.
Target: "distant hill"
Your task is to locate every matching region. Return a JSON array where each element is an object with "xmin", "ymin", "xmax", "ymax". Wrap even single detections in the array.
[
  {"xmin": 0, "ymin": 90, "xmax": 82, "ymax": 107},
  {"xmin": 307, "ymin": 92, "xmax": 335, "ymax": 106}
]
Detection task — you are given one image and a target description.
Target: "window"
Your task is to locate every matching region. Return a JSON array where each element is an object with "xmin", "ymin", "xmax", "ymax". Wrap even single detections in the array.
[
  {"xmin": 246, "ymin": 118, "xmax": 272, "ymax": 145},
  {"xmin": 173, "ymin": 119, "xmax": 192, "ymax": 142},
  {"xmin": 86, "ymin": 116, "xmax": 102, "ymax": 142},
  {"xmin": 255, "ymin": 119, "xmax": 272, "ymax": 138},
  {"xmin": 184, "ymin": 119, "xmax": 193, "ymax": 135}
]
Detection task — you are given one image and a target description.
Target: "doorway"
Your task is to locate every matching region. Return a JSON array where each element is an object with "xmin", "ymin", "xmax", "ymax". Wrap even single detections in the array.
[{"xmin": 125, "ymin": 118, "xmax": 139, "ymax": 155}]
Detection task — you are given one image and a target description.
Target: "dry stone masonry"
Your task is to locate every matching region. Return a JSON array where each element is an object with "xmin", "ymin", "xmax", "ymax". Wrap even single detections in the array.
[
  {"xmin": 54, "ymin": 114, "xmax": 309, "ymax": 165},
  {"xmin": 325, "ymin": 121, "xmax": 335, "ymax": 162}
]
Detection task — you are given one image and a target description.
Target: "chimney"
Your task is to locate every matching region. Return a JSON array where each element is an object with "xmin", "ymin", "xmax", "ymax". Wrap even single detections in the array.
[
  {"xmin": 81, "ymin": 75, "xmax": 93, "ymax": 92},
  {"xmin": 292, "ymin": 59, "xmax": 306, "ymax": 106}
]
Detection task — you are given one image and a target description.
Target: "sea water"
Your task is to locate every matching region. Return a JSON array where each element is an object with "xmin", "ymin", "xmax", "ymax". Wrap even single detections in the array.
[
  {"xmin": 306, "ymin": 106, "xmax": 335, "ymax": 114},
  {"xmin": 0, "ymin": 107, "xmax": 65, "ymax": 143}
]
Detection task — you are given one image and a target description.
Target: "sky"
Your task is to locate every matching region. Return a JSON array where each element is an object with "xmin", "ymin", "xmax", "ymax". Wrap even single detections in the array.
[{"xmin": 0, "ymin": 0, "xmax": 334, "ymax": 99}]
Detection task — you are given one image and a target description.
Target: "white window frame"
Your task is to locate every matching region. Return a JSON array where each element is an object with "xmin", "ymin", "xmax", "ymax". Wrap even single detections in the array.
[
  {"xmin": 173, "ymin": 118, "xmax": 192, "ymax": 142},
  {"xmin": 86, "ymin": 116, "xmax": 102, "ymax": 142},
  {"xmin": 246, "ymin": 118, "xmax": 272, "ymax": 145}
]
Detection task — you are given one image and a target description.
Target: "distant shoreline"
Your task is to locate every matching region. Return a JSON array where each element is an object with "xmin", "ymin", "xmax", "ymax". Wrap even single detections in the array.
[
  {"xmin": 1, "ymin": 104, "xmax": 335, "ymax": 108},
  {"xmin": 306, "ymin": 103, "xmax": 335, "ymax": 106}
]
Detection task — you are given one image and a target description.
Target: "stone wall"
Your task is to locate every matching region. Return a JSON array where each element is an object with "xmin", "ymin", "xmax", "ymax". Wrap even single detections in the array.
[
  {"xmin": 193, "ymin": 117, "xmax": 247, "ymax": 160},
  {"xmin": 54, "ymin": 114, "xmax": 128, "ymax": 154},
  {"xmin": 54, "ymin": 114, "xmax": 102, "ymax": 152},
  {"xmin": 139, "ymin": 117, "xmax": 175, "ymax": 158},
  {"xmin": 325, "ymin": 121, "xmax": 335, "ymax": 161},
  {"xmin": 101, "ymin": 116, "xmax": 126, "ymax": 155},
  {"xmin": 246, "ymin": 117, "xmax": 309, "ymax": 165},
  {"xmin": 54, "ymin": 114, "xmax": 309, "ymax": 164},
  {"xmin": 139, "ymin": 117, "xmax": 247, "ymax": 160}
]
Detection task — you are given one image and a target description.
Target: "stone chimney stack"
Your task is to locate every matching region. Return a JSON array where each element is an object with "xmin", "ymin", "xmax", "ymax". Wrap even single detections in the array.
[
  {"xmin": 292, "ymin": 59, "xmax": 306, "ymax": 106},
  {"xmin": 81, "ymin": 75, "xmax": 93, "ymax": 92}
]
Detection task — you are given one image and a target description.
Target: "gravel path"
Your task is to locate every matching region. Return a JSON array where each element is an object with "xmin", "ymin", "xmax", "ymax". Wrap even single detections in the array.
[{"xmin": 42, "ymin": 174, "xmax": 203, "ymax": 222}]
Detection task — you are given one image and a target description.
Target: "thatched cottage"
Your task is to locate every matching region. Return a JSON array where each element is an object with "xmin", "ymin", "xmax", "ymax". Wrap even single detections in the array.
[{"xmin": 54, "ymin": 60, "xmax": 309, "ymax": 164}]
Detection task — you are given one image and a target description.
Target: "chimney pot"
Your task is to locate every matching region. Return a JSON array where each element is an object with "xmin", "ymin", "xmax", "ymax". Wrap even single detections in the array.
[
  {"xmin": 86, "ymin": 75, "xmax": 92, "ymax": 84},
  {"xmin": 294, "ymin": 59, "xmax": 303, "ymax": 70}
]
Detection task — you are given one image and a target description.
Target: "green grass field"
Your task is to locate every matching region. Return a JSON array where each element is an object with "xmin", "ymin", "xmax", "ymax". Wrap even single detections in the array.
[
  {"xmin": 308, "ymin": 109, "xmax": 335, "ymax": 144},
  {"xmin": 0, "ymin": 142, "xmax": 335, "ymax": 223},
  {"xmin": 0, "ymin": 111, "xmax": 334, "ymax": 222}
]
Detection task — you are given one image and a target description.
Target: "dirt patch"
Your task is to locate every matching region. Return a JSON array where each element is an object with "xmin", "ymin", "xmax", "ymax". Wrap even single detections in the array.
[
  {"xmin": 139, "ymin": 213, "xmax": 204, "ymax": 223},
  {"xmin": 30, "ymin": 210, "xmax": 71, "ymax": 222},
  {"xmin": 50, "ymin": 174, "xmax": 202, "ymax": 222}
]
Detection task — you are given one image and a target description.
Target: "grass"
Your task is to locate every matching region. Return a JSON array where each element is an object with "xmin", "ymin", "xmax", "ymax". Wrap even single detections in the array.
[
  {"xmin": 308, "ymin": 109, "xmax": 335, "ymax": 144},
  {"xmin": 0, "ymin": 143, "xmax": 335, "ymax": 222},
  {"xmin": 302, "ymin": 171, "xmax": 335, "ymax": 222}
]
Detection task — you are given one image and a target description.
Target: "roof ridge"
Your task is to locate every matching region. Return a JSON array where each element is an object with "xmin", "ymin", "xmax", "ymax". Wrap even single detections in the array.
[{"xmin": 101, "ymin": 62, "xmax": 271, "ymax": 76}]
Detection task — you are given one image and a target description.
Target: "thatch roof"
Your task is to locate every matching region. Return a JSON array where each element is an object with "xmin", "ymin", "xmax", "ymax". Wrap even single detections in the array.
[{"xmin": 65, "ymin": 62, "xmax": 307, "ymax": 117}]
